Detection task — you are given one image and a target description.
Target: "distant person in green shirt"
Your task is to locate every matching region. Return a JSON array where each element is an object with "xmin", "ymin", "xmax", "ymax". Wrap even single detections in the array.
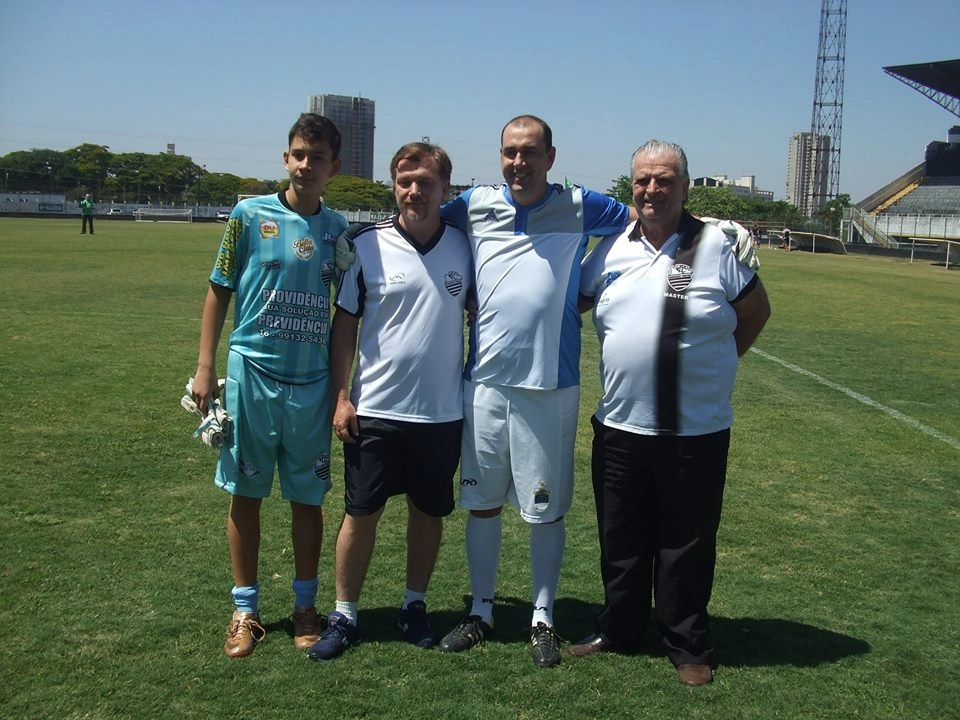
[{"xmin": 80, "ymin": 193, "xmax": 95, "ymax": 234}]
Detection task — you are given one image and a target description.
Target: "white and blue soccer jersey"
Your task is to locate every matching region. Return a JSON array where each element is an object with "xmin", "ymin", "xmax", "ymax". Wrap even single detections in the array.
[
  {"xmin": 210, "ymin": 192, "xmax": 347, "ymax": 384},
  {"xmin": 580, "ymin": 214, "xmax": 759, "ymax": 436},
  {"xmin": 442, "ymin": 184, "xmax": 630, "ymax": 390},
  {"xmin": 335, "ymin": 218, "xmax": 473, "ymax": 422}
]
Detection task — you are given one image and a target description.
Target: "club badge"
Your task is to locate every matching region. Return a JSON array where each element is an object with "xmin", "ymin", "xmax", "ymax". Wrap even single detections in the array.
[
  {"xmin": 666, "ymin": 263, "xmax": 693, "ymax": 292},
  {"xmin": 444, "ymin": 270, "xmax": 464, "ymax": 296}
]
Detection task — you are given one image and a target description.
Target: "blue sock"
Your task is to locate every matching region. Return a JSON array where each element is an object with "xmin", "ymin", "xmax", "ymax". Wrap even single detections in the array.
[
  {"xmin": 292, "ymin": 576, "xmax": 319, "ymax": 611},
  {"xmin": 232, "ymin": 584, "xmax": 260, "ymax": 615}
]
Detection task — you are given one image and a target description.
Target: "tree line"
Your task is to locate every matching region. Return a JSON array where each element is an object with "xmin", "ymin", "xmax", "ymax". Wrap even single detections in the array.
[
  {"xmin": 0, "ymin": 143, "xmax": 396, "ymax": 210},
  {"xmin": 2, "ymin": 144, "xmax": 849, "ymax": 230}
]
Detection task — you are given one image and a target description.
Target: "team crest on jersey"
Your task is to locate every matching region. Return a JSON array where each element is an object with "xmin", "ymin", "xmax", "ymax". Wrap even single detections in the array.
[
  {"xmin": 443, "ymin": 270, "xmax": 464, "ymax": 296},
  {"xmin": 314, "ymin": 454, "xmax": 331, "ymax": 481},
  {"xmin": 666, "ymin": 263, "xmax": 693, "ymax": 292},
  {"xmin": 259, "ymin": 220, "xmax": 279, "ymax": 239},
  {"xmin": 320, "ymin": 259, "xmax": 334, "ymax": 288},
  {"xmin": 293, "ymin": 236, "xmax": 315, "ymax": 261}
]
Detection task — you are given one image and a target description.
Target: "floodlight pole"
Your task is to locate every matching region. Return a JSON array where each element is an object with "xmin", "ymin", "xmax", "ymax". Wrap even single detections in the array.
[{"xmin": 806, "ymin": 0, "xmax": 847, "ymax": 217}]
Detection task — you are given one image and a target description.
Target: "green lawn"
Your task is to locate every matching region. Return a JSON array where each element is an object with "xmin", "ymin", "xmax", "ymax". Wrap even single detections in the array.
[{"xmin": 0, "ymin": 217, "xmax": 957, "ymax": 719}]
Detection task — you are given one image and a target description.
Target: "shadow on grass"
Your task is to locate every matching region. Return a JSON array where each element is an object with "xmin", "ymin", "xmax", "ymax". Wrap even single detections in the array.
[
  {"xmin": 279, "ymin": 598, "xmax": 870, "ymax": 670},
  {"xmin": 711, "ymin": 616, "xmax": 870, "ymax": 668},
  {"xmin": 557, "ymin": 600, "xmax": 870, "ymax": 669}
]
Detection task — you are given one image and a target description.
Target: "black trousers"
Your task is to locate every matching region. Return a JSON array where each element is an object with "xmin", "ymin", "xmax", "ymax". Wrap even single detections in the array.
[
  {"xmin": 590, "ymin": 416, "xmax": 729, "ymax": 666},
  {"xmin": 82, "ymin": 215, "xmax": 94, "ymax": 233}
]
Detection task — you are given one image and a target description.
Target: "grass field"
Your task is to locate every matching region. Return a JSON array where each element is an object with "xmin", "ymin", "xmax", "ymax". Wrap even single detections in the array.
[{"xmin": 1, "ymin": 216, "xmax": 958, "ymax": 719}]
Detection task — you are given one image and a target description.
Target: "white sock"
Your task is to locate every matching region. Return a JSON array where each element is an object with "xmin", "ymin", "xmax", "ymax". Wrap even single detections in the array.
[
  {"xmin": 402, "ymin": 589, "xmax": 426, "ymax": 610},
  {"xmin": 530, "ymin": 518, "xmax": 566, "ymax": 627},
  {"xmin": 334, "ymin": 600, "xmax": 358, "ymax": 624},
  {"xmin": 466, "ymin": 513, "xmax": 502, "ymax": 625}
]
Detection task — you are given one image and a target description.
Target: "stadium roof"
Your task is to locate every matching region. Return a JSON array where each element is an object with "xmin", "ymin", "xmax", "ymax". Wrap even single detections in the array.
[{"xmin": 883, "ymin": 59, "xmax": 960, "ymax": 117}]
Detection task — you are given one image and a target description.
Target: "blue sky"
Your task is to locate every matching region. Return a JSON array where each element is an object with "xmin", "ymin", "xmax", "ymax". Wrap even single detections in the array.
[{"xmin": 1, "ymin": 0, "xmax": 957, "ymax": 202}]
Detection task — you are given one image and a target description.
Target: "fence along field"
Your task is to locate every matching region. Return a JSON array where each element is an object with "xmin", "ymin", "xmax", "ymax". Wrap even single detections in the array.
[{"xmin": 0, "ymin": 217, "xmax": 957, "ymax": 719}]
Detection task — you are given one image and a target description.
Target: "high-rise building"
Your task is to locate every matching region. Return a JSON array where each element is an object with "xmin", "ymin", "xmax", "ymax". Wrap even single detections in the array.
[
  {"xmin": 787, "ymin": 132, "xmax": 830, "ymax": 216},
  {"xmin": 307, "ymin": 94, "xmax": 375, "ymax": 180}
]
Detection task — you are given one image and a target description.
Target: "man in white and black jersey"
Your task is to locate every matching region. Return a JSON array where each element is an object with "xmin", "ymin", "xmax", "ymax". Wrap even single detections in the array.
[
  {"xmin": 308, "ymin": 142, "xmax": 472, "ymax": 661},
  {"xmin": 572, "ymin": 140, "xmax": 770, "ymax": 686}
]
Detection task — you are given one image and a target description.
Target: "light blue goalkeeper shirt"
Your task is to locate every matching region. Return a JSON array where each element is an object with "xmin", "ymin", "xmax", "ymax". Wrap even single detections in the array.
[{"xmin": 209, "ymin": 192, "xmax": 347, "ymax": 384}]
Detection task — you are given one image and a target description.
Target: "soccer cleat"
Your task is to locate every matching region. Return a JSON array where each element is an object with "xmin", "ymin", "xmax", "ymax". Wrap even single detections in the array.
[
  {"xmin": 530, "ymin": 622, "xmax": 562, "ymax": 668},
  {"xmin": 292, "ymin": 606, "xmax": 323, "ymax": 651},
  {"xmin": 439, "ymin": 615, "xmax": 492, "ymax": 653},
  {"xmin": 397, "ymin": 600, "xmax": 437, "ymax": 649},
  {"xmin": 306, "ymin": 611, "xmax": 361, "ymax": 660},
  {"xmin": 223, "ymin": 611, "xmax": 266, "ymax": 658}
]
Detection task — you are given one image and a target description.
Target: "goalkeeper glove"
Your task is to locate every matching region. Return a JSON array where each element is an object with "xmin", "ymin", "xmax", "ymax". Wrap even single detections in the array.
[
  {"xmin": 181, "ymin": 377, "xmax": 233, "ymax": 449},
  {"xmin": 335, "ymin": 222, "xmax": 372, "ymax": 271},
  {"xmin": 700, "ymin": 217, "xmax": 760, "ymax": 271}
]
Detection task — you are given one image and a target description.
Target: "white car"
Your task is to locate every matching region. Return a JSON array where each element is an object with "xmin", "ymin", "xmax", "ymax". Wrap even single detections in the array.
[
  {"xmin": 215, "ymin": 210, "xmax": 231, "ymax": 221},
  {"xmin": 106, "ymin": 208, "xmax": 123, "ymax": 216}
]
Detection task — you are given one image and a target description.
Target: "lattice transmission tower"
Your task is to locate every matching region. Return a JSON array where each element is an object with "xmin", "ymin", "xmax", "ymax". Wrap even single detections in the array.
[{"xmin": 806, "ymin": 0, "xmax": 847, "ymax": 217}]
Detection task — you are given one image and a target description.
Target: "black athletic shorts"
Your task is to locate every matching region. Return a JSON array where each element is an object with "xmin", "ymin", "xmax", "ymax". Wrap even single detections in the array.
[{"xmin": 342, "ymin": 416, "xmax": 462, "ymax": 517}]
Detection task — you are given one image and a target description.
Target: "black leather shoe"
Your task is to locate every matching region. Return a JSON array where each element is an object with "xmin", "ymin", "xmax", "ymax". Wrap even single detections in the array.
[{"xmin": 568, "ymin": 632, "xmax": 614, "ymax": 657}]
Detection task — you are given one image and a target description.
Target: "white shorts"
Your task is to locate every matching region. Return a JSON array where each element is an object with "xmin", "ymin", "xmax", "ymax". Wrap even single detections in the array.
[{"xmin": 459, "ymin": 380, "xmax": 580, "ymax": 523}]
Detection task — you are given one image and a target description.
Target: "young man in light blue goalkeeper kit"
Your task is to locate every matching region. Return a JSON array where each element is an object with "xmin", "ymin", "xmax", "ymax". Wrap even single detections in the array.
[{"xmin": 191, "ymin": 113, "xmax": 348, "ymax": 658}]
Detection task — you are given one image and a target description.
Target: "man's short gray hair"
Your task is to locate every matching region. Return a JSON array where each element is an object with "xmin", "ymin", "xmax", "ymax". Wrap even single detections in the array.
[{"xmin": 631, "ymin": 140, "xmax": 688, "ymax": 180}]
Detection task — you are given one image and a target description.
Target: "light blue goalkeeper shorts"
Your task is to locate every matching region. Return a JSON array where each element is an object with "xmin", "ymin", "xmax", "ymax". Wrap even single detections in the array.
[{"xmin": 214, "ymin": 350, "xmax": 332, "ymax": 506}]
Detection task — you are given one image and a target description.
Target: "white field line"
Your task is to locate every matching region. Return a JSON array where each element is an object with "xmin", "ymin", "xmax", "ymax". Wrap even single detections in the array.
[{"xmin": 750, "ymin": 348, "xmax": 960, "ymax": 452}]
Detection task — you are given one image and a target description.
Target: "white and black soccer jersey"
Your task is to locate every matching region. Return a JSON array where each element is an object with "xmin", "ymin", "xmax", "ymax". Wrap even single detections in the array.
[
  {"xmin": 335, "ymin": 217, "xmax": 472, "ymax": 422},
  {"xmin": 580, "ymin": 214, "xmax": 758, "ymax": 436},
  {"xmin": 443, "ymin": 184, "xmax": 631, "ymax": 390},
  {"xmin": 210, "ymin": 192, "xmax": 347, "ymax": 384}
]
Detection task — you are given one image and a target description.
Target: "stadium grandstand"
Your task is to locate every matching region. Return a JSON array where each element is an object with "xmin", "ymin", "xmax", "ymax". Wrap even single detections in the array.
[{"xmin": 849, "ymin": 58, "xmax": 960, "ymax": 267}]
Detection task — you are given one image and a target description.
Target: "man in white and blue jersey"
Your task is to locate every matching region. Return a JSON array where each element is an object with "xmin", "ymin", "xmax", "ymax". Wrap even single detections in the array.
[
  {"xmin": 438, "ymin": 115, "xmax": 634, "ymax": 668},
  {"xmin": 571, "ymin": 140, "xmax": 770, "ymax": 686},
  {"xmin": 308, "ymin": 142, "xmax": 472, "ymax": 660},
  {"xmin": 192, "ymin": 113, "xmax": 348, "ymax": 658}
]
